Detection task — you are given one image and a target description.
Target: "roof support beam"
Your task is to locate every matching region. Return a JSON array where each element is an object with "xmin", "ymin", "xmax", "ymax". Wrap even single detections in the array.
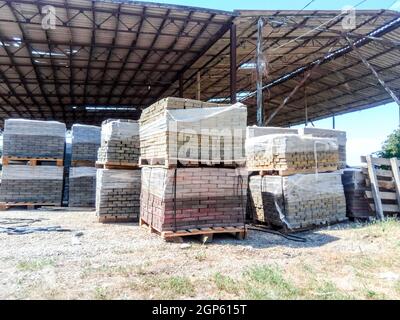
[
  {"xmin": 118, "ymin": 9, "xmax": 172, "ymax": 104},
  {"xmin": 7, "ymin": 2, "xmax": 55, "ymax": 119},
  {"xmin": 256, "ymin": 17, "xmax": 263, "ymax": 126},
  {"xmin": 345, "ymin": 35, "xmax": 400, "ymax": 124},
  {"xmin": 230, "ymin": 23, "xmax": 237, "ymax": 104}
]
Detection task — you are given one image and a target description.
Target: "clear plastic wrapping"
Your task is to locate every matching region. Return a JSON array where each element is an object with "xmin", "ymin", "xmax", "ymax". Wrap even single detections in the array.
[
  {"xmin": 4, "ymin": 119, "xmax": 66, "ymax": 137},
  {"xmin": 69, "ymin": 167, "xmax": 97, "ymax": 178},
  {"xmin": 246, "ymin": 126, "xmax": 298, "ymax": 138},
  {"xmin": 71, "ymin": 124, "xmax": 101, "ymax": 144},
  {"xmin": 1, "ymin": 165, "xmax": 64, "ymax": 180},
  {"xmin": 101, "ymin": 120, "xmax": 139, "ymax": 144},
  {"xmin": 96, "ymin": 169, "xmax": 141, "ymax": 189}
]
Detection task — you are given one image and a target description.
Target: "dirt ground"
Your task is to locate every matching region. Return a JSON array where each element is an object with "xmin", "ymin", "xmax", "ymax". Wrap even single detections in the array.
[{"xmin": 0, "ymin": 209, "xmax": 399, "ymax": 300}]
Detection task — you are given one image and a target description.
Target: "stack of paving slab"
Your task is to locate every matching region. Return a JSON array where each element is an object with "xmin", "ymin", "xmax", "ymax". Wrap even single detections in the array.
[
  {"xmin": 97, "ymin": 119, "xmax": 140, "ymax": 166},
  {"xmin": 62, "ymin": 138, "xmax": 72, "ymax": 206},
  {"xmin": 96, "ymin": 169, "xmax": 141, "ymax": 221},
  {"xmin": 247, "ymin": 126, "xmax": 346, "ymax": 230},
  {"xmin": 68, "ymin": 125, "xmax": 101, "ymax": 208},
  {"xmin": 0, "ymin": 119, "xmax": 66, "ymax": 206},
  {"xmin": 341, "ymin": 168, "xmax": 373, "ymax": 219},
  {"xmin": 299, "ymin": 127, "xmax": 347, "ymax": 169},
  {"xmin": 139, "ymin": 97, "xmax": 246, "ymax": 167},
  {"xmin": 248, "ymin": 173, "xmax": 347, "ymax": 229},
  {"xmin": 96, "ymin": 120, "xmax": 141, "ymax": 222},
  {"xmin": 139, "ymin": 98, "xmax": 248, "ymax": 235}
]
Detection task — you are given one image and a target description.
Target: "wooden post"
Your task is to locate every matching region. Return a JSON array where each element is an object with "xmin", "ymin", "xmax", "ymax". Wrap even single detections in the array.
[
  {"xmin": 366, "ymin": 155, "xmax": 384, "ymax": 220},
  {"xmin": 230, "ymin": 23, "xmax": 237, "ymax": 104},
  {"xmin": 256, "ymin": 17, "xmax": 264, "ymax": 127},
  {"xmin": 196, "ymin": 71, "xmax": 201, "ymax": 101},
  {"xmin": 390, "ymin": 158, "xmax": 400, "ymax": 212}
]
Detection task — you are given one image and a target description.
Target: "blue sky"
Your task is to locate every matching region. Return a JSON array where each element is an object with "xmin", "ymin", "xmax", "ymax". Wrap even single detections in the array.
[{"xmin": 143, "ymin": 0, "xmax": 400, "ymax": 166}]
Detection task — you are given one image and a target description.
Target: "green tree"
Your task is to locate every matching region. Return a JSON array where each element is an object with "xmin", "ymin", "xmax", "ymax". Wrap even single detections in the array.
[{"xmin": 378, "ymin": 129, "xmax": 400, "ymax": 158}]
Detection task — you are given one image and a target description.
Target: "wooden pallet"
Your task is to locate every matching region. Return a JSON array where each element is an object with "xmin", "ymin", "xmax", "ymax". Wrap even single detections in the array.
[
  {"xmin": 71, "ymin": 160, "xmax": 96, "ymax": 167},
  {"xmin": 2, "ymin": 156, "xmax": 63, "ymax": 167},
  {"xmin": 98, "ymin": 214, "xmax": 138, "ymax": 223},
  {"xmin": 361, "ymin": 155, "xmax": 400, "ymax": 219},
  {"xmin": 140, "ymin": 218, "xmax": 246, "ymax": 243},
  {"xmin": 0, "ymin": 202, "xmax": 60, "ymax": 211},
  {"xmin": 95, "ymin": 161, "xmax": 139, "ymax": 170}
]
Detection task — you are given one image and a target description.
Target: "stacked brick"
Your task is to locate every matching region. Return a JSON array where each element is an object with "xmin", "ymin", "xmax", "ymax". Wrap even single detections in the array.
[
  {"xmin": 2, "ymin": 119, "xmax": 65, "ymax": 158},
  {"xmin": 341, "ymin": 169, "xmax": 373, "ymax": 219},
  {"xmin": 0, "ymin": 119, "xmax": 65, "ymax": 206},
  {"xmin": 247, "ymin": 126, "xmax": 346, "ymax": 230},
  {"xmin": 139, "ymin": 97, "xmax": 246, "ymax": 166},
  {"xmin": 97, "ymin": 120, "xmax": 140, "ymax": 165},
  {"xmin": 96, "ymin": 169, "xmax": 141, "ymax": 222},
  {"xmin": 246, "ymin": 133, "xmax": 339, "ymax": 175},
  {"xmin": 139, "ymin": 98, "xmax": 248, "ymax": 234},
  {"xmin": 71, "ymin": 124, "xmax": 101, "ymax": 163},
  {"xmin": 68, "ymin": 125, "xmax": 100, "ymax": 207},
  {"xmin": 299, "ymin": 127, "xmax": 347, "ymax": 169},
  {"xmin": 141, "ymin": 167, "xmax": 247, "ymax": 231},
  {"xmin": 95, "ymin": 120, "xmax": 141, "ymax": 222},
  {"xmin": 248, "ymin": 173, "xmax": 347, "ymax": 229}
]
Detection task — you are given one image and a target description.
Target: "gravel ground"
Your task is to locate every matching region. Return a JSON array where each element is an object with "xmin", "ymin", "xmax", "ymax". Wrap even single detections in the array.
[{"xmin": 0, "ymin": 209, "xmax": 399, "ymax": 300}]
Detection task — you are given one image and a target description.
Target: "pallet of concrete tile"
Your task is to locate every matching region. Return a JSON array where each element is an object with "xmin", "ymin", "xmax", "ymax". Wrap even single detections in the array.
[
  {"xmin": 96, "ymin": 169, "xmax": 141, "ymax": 222},
  {"xmin": 0, "ymin": 165, "xmax": 63, "ymax": 206},
  {"xmin": 139, "ymin": 97, "xmax": 247, "ymax": 168},
  {"xmin": 71, "ymin": 124, "xmax": 101, "ymax": 163},
  {"xmin": 246, "ymin": 133, "xmax": 339, "ymax": 175},
  {"xmin": 69, "ymin": 167, "xmax": 97, "ymax": 208},
  {"xmin": 299, "ymin": 127, "xmax": 347, "ymax": 169},
  {"xmin": 2, "ymin": 119, "xmax": 65, "ymax": 159},
  {"xmin": 140, "ymin": 167, "xmax": 248, "ymax": 237},
  {"xmin": 97, "ymin": 119, "xmax": 140, "ymax": 166},
  {"xmin": 248, "ymin": 172, "xmax": 347, "ymax": 230},
  {"xmin": 2, "ymin": 156, "xmax": 63, "ymax": 167},
  {"xmin": 361, "ymin": 155, "xmax": 400, "ymax": 217},
  {"xmin": 342, "ymin": 168, "xmax": 374, "ymax": 219}
]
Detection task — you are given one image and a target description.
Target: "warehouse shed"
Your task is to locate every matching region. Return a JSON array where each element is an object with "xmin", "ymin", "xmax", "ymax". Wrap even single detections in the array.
[{"xmin": 0, "ymin": 0, "xmax": 399, "ymax": 127}]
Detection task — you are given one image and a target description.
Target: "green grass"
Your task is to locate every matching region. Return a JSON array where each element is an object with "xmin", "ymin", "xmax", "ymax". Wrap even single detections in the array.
[
  {"xmin": 159, "ymin": 276, "xmax": 194, "ymax": 297},
  {"xmin": 94, "ymin": 286, "xmax": 109, "ymax": 300},
  {"xmin": 213, "ymin": 273, "xmax": 238, "ymax": 295},
  {"xmin": 313, "ymin": 281, "xmax": 352, "ymax": 300},
  {"xmin": 17, "ymin": 259, "xmax": 55, "ymax": 271},
  {"xmin": 243, "ymin": 265, "xmax": 298, "ymax": 300}
]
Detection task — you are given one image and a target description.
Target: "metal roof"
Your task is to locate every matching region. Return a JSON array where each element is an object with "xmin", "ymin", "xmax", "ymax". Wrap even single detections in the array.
[
  {"xmin": 0, "ymin": 0, "xmax": 234, "ymax": 127},
  {"xmin": 167, "ymin": 9, "xmax": 400, "ymax": 126},
  {"xmin": 0, "ymin": 2, "xmax": 400, "ymax": 127}
]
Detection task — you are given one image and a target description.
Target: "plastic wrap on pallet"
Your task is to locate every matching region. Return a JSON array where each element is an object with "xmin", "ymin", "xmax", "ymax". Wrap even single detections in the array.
[
  {"xmin": 69, "ymin": 167, "xmax": 97, "ymax": 178},
  {"xmin": 96, "ymin": 168, "xmax": 140, "ymax": 189},
  {"xmin": 246, "ymin": 133, "xmax": 339, "ymax": 173},
  {"xmin": 341, "ymin": 168, "xmax": 372, "ymax": 218},
  {"xmin": 299, "ymin": 127, "xmax": 347, "ymax": 169},
  {"xmin": 3, "ymin": 119, "xmax": 66, "ymax": 158},
  {"xmin": 140, "ymin": 167, "xmax": 248, "ymax": 231},
  {"xmin": 1, "ymin": 165, "xmax": 64, "ymax": 180},
  {"xmin": 139, "ymin": 103, "xmax": 247, "ymax": 164},
  {"xmin": 71, "ymin": 124, "xmax": 101, "ymax": 144},
  {"xmin": 248, "ymin": 172, "xmax": 347, "ymax": 229},
  {"xmin": 246, "ymin": 126, "xmax": 298, "ymax": 138},
  {"xmin": 4, "ymin": 119, "xmax": 66, "ymax": 137},
  {"xmin": 101, "ymin": 120, "xmax": 139, "ymax": 143}
]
